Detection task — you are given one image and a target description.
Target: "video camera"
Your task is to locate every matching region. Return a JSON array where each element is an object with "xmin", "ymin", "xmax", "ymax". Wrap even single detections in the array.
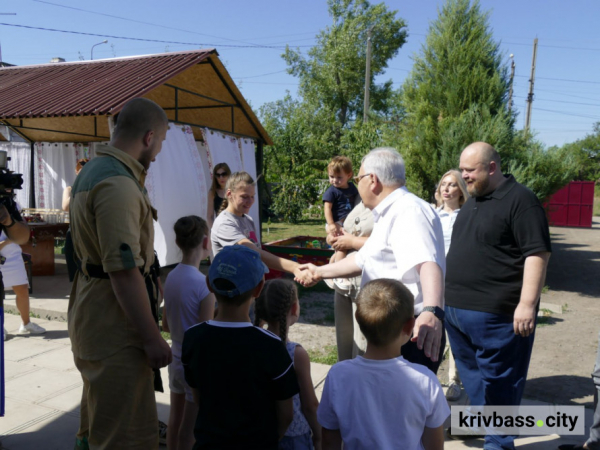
[{"xmin": 0, "ymin": 151, "xmax": 23, "ymax": 199}]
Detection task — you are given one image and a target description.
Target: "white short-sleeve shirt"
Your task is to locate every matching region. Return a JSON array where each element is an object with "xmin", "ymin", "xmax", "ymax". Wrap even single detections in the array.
[
  {"xmin": 354, "ymin": 187, "xmax": 445, "ymax": 313},
  {"xmin": 317, "ymin": 356, "xmax": 450, "ymax": 450},
  {"xmin": 436, "ymin": 206, "xmax": 460, "ymax": 256}
]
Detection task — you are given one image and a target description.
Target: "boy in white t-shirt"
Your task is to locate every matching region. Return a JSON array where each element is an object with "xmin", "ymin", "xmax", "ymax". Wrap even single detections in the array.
[{"xmin": 317, "ymin": 278, "xmax": 450, "ymax": 450}]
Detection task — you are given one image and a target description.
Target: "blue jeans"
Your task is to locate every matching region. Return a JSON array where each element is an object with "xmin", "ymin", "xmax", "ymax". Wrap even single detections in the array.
[{"xmin": 445, "ymin": 306, "xmax": 535, "ymax": 450}]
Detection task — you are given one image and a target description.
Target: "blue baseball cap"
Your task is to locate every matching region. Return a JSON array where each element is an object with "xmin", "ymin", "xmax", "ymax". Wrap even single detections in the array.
[{"xmin": 209, "ymin": 245, "xmax": 269, "ymax": 297}]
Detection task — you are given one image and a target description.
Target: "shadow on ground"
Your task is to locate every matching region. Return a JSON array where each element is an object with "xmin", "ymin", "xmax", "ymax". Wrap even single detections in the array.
[
  {"xmin": 546, "ymin": 232, "xmax": 600, "ymax": 297},
  {"xmin": 525, "ymin": 375, "xmax": 594, "ymax": 407}
]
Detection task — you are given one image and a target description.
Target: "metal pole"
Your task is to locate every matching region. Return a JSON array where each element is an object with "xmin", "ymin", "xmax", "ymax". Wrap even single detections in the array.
[
  {"xmin": 525, "ymin": 38, "xmax": 538, "ymax": 131},
  {"xmin": 90, "ymin": 40, "xmax": 108, "ymax": 60},
  {"xmin": 363, "ymin": 26, "xmax": 374, "ymax": 122}
]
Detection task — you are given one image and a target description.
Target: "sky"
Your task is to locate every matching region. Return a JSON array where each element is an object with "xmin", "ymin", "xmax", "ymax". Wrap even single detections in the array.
[{"xmin": 0, "ymin": 0, "xmax": 599, "ymax": 148}]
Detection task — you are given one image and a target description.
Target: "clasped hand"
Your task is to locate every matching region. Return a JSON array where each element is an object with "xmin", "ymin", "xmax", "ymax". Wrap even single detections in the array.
[{"xmin": 294, "ymin": 263, "xmax": 321, "ymax": 287}]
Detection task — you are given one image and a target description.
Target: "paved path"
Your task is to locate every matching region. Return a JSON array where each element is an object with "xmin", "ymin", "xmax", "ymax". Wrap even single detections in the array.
[{"xmin": 1, "ymin": 236, "xmax": 597, "ymax": 448}]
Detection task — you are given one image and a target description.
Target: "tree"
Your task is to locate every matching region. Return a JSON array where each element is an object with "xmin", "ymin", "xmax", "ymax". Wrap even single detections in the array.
[
  {"xmin": 283, "ymin": 0, "xmax": 407, "ymax": 144},
  {"xmin": 398, "ymin": 0, "xmax": 515, "ymax": 200},
  {"xmin": 260, "ymin": 0, "xmax": 407, "ymax": 221},
  {"xmin": 560, "ymin": 122, "xmax": 600, "ymax": 181}
]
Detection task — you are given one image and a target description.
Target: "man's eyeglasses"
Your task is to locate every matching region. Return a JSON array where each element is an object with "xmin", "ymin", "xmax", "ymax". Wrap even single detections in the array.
[
  {"xmin": 215, "ymin": 172, "xmax": 229, "ymax": 178},
  {"xmin": 353, "ymin": 173, "xmax": 372, "ymax": 184}
]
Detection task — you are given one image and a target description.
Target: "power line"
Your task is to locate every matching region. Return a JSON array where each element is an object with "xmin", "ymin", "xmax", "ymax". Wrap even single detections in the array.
[
  {"xmin": 514, "ymin": 95, "xmax": 600, "ymax": 108},
  {"xmin": 32, "ymin": 0, "xmax": 270, "ymax": 48},
  {"xmin": 504, "ymin": 40, "xmax": 600, "ymax": 52},
  {"xmin": 32, "ymin": 0, "xmax": 320, "ymax": 48},
  {"xmin": 240, "ymin": 81, "xmax": 299, "ymax": 86},
  {"xmin": 535, "ymin": 88, "xmax": 600, "ymax": 102},
  {"xmin": 515, "ymin": 74, "xmax": 600, "ymax": 85},
  {"xmin": 534, "ymin": 107, "xmax": 600, "ymax": 120},
  {"xmin": 236, "ymin": 69, "xmax": 288, "ymax": 79},
  {"xmin": 0, "ymin": 22, "xmax": 312, "ymax": 49}
]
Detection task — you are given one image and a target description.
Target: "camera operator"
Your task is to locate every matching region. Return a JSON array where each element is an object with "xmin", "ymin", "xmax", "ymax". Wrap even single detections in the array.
[
  {"xmin": 0, "ymin": 194, "xmax": 45, "ymax": 340},
  {"xmin": 0, "ymin": 199, "xmax": 29, "ymax": 246}
]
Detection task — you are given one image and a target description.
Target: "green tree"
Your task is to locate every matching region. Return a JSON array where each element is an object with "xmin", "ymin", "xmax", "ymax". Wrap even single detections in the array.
[
  {"xmin": 260, "ymin": 0, "xmax": 407, "ymax": 221},
  {"xmin": 283, "ymin": 0, "xmax": 407, "ymax": 143},
  {"xmin": 560, "ymin": 122, "xmax": 600, "ymax": 181},
  {"xmin": 398, "ymin": 0, "xmax": 515, "ymax": 200}
]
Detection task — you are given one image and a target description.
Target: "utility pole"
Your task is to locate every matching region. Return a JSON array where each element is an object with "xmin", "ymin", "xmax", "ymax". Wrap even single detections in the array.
[
  {"xmin": 363, "ymin": 26, "xmax": 375, "ymax": 122},
  {"xmin": 507, "ymin": 54, "xmax": 515, "ymax": 112},
  {"xmin": 525, "ymin": 38, "xmax": 538, "ymax": 132}
]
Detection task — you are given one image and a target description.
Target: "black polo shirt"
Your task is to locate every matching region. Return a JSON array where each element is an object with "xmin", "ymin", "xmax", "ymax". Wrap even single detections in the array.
[{"xmin": 445, "ymin": 175, "xmax": 551, "ymax": 316}]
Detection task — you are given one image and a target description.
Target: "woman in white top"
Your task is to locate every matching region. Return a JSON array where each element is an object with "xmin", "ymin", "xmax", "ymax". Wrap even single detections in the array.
[{"xmin": 435, "ymin": 169, "xmax": 468, "ymax": 401}]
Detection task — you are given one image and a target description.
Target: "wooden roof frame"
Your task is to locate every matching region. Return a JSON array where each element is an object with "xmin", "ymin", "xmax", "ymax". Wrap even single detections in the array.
[{"xmin": 0, "ymin": 49, "xmax": 272, "ymax": 145}]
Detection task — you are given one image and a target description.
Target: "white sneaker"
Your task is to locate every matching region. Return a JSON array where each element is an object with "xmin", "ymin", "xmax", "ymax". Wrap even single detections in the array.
[{"xmin": 18, "ymin": 322, "xmax": 46, "ymax": 335}]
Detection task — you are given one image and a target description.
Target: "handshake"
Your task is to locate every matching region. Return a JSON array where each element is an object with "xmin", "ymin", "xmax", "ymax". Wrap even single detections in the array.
[{"xmin": 293, "ymin": 263, "xmax": 322, "ymax": 287}]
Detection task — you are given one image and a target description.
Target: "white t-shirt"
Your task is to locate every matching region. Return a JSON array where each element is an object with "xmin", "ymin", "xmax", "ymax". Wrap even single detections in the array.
[
  {"xmin": 211, "ymin": 210, "xmax": 259, "ymax": 257},
  {"xmin": 164, "ymin": 263, "xmax": 211, "ymax": 358},
  {"xmin": 317, "ymin": 356, "xmax": 450, "ymax": 450},
  {"xmin": 354, "ymin": 187, "xmax": 445, "ymax": 313},
  {"xmin": 436, "ymin": 206, "xmax": 460, "ymax": 256}
]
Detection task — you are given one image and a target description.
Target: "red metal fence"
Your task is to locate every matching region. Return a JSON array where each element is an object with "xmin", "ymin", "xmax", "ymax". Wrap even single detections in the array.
[{"xmin": 545, "ymin": 181, "xmax": 594, "ymax": 228}]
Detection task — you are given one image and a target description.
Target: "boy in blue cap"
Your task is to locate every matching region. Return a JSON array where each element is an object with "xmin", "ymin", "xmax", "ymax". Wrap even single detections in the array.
[{"xmin": 182, "ymin": 245, "xmax": 299, "ymax": 449}]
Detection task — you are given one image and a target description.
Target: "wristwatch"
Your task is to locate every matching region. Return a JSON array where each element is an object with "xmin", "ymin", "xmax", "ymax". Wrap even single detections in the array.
[{"xmin": 421, "ymin": 306, "xmax": 445, "ymax": 321}]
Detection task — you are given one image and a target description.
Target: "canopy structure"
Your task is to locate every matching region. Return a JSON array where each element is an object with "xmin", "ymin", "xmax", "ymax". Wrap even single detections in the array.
[{"xmin": 0, "ymin": 49, "xmax": 272, "ymax": 145}]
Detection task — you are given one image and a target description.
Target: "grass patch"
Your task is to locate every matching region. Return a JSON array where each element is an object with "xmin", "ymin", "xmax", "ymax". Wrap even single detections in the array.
[
  {"xmin": 537, "ymin": 308, "xmax": 559, "ymax": 328},
  {"xmin": 161, "ymin": 330, "xmax": 171, "ymax": 341},
  {"xmin": 541, "ymin": 285, "xmax": 550, "ymax": 294},
  {"xmin": 308, "ymin": 345, "xmax": 338, "ymax": 365},
  {"xmin": 262, "ymin": 218, "xmax": 326, "ymax": 243}
]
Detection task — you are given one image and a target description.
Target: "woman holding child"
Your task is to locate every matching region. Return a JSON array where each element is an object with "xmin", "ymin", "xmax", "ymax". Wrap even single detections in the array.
[
  {"xmin": 326, "ymin": 202, "xmax": 373, "ymax": 361},
  {"xmin": 211, "ymin": 171, "xmax": 304, "ymax": 278}
]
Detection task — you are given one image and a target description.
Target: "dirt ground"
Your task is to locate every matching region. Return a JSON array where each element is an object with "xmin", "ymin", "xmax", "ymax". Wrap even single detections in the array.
[{"xmin": 290, "ymin": 218, "xmax": 600, "ymax": 407}]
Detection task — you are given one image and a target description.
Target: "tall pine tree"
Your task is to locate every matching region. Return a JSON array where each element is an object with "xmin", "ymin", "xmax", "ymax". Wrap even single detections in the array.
[{"xmin": 398, "ymin": 0, "xmax": 515, "ymax": 200}]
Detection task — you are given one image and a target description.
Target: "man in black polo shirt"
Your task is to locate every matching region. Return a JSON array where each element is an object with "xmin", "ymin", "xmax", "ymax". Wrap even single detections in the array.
[{"xmin": 445, "ymin": 142, "xmax": 551, "ymax": 450}]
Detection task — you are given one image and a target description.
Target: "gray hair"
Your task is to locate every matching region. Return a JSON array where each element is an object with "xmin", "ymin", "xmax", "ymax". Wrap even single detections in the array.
[{"xmin": 361, "ymin": 147, "xmax": 405, "ymax": 187}]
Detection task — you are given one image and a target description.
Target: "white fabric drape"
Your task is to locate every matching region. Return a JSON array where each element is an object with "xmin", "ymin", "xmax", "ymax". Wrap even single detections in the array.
[
  {"xmin": 202, "ymin": 128, "xmax": 243, "ymax": 174},
  {"xmin": 32, "ymin": 142, "xmax": 98, "ymax": 210},
  {"xmin": 196, "ymin": 141, "xmax": 213, "ymax": 194},
  {"xmin": 0, "ymin": 142, "xmax": 31, "ymax": 208},
  {"xmin": 34, "ymin": 142, "xmax": 77, "ymax": 210},
  {"xmin": 240, "ymin": 138, "xmax": 260, "ymax": 243},
  {"xmin": 146, "ymin": 124, "xmax": 208, "ymax": 266}
]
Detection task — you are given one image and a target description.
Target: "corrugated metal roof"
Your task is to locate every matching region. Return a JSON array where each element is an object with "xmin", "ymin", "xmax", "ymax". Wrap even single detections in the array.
[{"xmin": 0, "ymin": 49, "xmax": 215, "ymax": 118}]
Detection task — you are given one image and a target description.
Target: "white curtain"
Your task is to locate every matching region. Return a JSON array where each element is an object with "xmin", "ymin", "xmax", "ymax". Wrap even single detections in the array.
[
  {"xmin": 196, "ymin": 141, "xmax": 213, "ymax": 194},
  {"xmin": 34, "ymin": 142, "xmax": 77, "ymax": 210},
  {"xmin": 240, "ymin": 138, "xmax": 260, "ymax": 243},
  {"xmin": 0, "ymin": 142, "xmax": 31, "ymax": 208},
  {"xmin": 202, "ymin": 128, "xmax": 243, "ymax": 174},
  {"xmin": 32, "ymin": 142, "xmax": 99, "ymax": 210},
  {"xmin": 146, "ymin": 124, "xmax": 208, "ymax": 266}
]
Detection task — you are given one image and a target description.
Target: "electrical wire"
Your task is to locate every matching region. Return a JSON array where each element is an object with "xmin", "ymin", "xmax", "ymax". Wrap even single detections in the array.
[{"xmin": 0, "ymin": 22, "xmax": 312, "ymax": 49}]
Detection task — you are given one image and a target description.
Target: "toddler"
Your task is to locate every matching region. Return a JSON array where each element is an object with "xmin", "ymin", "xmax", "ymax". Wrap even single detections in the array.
[{"xmin": 322, "ymin": 156, "xmax": 359, "ymax": 265}]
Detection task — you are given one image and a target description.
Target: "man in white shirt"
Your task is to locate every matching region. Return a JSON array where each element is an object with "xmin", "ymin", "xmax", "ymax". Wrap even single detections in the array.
[{"xmin": 297, "ymin": 147, "xmax": 446, "ymax": 372}]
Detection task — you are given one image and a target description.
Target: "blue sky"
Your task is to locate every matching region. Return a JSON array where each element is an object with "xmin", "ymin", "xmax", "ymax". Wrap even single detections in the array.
[{"xmin": 1, "ymin": 0, "xmax": 599, "ymax": 148}]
